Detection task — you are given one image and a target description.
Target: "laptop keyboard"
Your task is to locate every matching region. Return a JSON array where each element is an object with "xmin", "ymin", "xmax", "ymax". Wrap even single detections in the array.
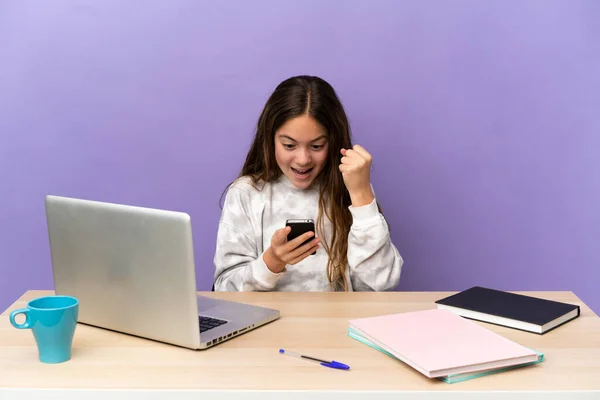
[{"xmin": 199, "ymin": 316, "xmax": 228, "ymax": 333}]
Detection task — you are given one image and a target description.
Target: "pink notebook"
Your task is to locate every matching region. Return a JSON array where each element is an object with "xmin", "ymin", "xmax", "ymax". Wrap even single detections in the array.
[{"xmin": 349, "ymin": 309, "xmax": 539, "ymax": 378}]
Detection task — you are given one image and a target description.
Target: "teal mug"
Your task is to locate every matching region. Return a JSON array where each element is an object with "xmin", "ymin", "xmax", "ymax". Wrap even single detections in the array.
[{"xmin": 10, "ymin": 295, "xmax": 79, "ymax": 363}]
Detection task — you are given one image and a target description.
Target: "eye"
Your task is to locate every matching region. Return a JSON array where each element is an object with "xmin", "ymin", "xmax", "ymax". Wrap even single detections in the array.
[
  {"xmin": 283, "ymin": 144, "xmax": 296, "ymax": 150},
  {"xmin": 311, "ymin": 144, "xmax": 325, "ymax": 150}
]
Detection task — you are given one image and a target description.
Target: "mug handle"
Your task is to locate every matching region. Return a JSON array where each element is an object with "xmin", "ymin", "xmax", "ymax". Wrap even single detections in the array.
[{"xmin": 10, "ymin": 308, "xmax": 31, "ymax": 329}]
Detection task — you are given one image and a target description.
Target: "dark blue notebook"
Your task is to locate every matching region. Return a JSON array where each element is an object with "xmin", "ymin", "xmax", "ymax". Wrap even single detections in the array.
[{"xmin": 435, "ymin": 286, "xmax": 580, "ymax": 334}]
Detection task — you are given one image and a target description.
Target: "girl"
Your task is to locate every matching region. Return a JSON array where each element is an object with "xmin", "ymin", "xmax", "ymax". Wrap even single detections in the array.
[{"xmin": 213, "ymin": 75, "xmax": 403, "ymax": 291}]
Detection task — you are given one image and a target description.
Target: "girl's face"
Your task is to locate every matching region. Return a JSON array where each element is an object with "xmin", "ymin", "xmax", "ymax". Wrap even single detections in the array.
[{"xmin": 274, "ymin": 115, "xmax": 329, "ymax": 189}]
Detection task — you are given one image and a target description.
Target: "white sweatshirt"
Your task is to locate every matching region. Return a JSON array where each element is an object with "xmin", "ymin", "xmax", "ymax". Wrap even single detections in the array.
[{"xmin": 213, "ymin": 174, "xmax": 403, "ymax": 291}]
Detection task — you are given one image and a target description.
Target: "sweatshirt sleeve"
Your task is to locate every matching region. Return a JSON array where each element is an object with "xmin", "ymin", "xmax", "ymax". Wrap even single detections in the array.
[
  {"xmin": 213, "ymin": 185, "xmax": 285, "ymax": 291},
  {"xmin": 347, "ymin": 196, "xmax": 403, "ymax": 291}
]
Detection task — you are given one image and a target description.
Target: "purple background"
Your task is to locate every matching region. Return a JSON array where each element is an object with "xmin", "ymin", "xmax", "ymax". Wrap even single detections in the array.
[{"xmin": 1, "ymin": 0, "xmax": 599, "ymax": 313}]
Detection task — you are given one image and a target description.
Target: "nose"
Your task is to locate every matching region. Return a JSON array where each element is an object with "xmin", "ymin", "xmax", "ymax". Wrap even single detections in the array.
[{"xmin": 296, "ymin": 148, "xmax": 311, "ymax": 165}]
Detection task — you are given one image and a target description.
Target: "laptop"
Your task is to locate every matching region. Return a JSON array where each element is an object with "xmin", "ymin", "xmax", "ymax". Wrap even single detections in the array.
[{"xmin": 44, "ymin": 195, "xmax": 280, "ymax": 350}]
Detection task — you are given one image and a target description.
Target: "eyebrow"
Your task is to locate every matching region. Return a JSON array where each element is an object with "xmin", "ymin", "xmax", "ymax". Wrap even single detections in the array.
[{"xmin": 278, "ymin": 134, "xmax": 327, "ymax": 143}]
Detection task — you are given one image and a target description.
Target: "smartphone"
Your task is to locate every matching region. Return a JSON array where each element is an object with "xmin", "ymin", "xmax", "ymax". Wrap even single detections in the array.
[{"xmin": 286, "ymin": 219, "xmax": 317, "ymax": 255}]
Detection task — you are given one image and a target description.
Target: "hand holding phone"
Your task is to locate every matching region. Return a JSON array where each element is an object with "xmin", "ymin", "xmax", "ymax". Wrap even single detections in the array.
[{"xmin": 263, "ymin": 219, "xmax": 320, "ymax": 273}]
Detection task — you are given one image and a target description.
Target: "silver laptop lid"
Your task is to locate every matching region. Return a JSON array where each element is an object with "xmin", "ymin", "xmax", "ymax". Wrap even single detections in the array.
[{"xmin": 45, "ymin": 195, "xmax": 201, "ymax": 349}]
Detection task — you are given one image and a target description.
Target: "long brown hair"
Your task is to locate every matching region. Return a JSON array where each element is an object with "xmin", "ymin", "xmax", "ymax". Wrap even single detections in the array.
[{"xmin": 224, "ymin": 75, "xmax": 372, "ymax": 290}]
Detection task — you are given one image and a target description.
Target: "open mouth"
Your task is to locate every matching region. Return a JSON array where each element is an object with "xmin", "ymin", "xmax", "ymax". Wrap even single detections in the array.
[{"xmin": 291, "ymin": 167, "xmax": 314, "ymax": 179}]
